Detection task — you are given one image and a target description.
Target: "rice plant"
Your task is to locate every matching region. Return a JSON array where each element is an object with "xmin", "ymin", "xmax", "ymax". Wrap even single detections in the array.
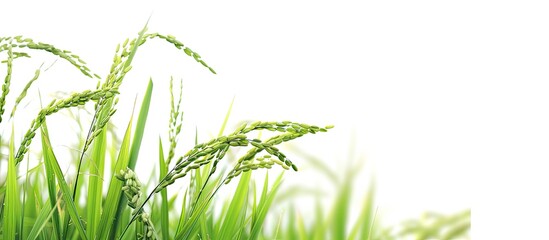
[
  {"xmin": 0, "ymin": 21, "xmax": 469, "ymax": 240},
  {"xmin": 0, "ymin": 22, "xmax": 331, "ymax": 240}
]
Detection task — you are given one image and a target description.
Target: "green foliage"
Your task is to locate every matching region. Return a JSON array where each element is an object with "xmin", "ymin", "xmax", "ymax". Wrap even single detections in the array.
[
  {"xmin": 0, "ymin": 22, "xmax": 468, "ymax": 240},
  {"xmin": 4, "ymin": 127, "xmax": 17, "ymax": 240},
  {"xmin": 41, "ymin": 123, "xmax": 88, "ymax": 239}
]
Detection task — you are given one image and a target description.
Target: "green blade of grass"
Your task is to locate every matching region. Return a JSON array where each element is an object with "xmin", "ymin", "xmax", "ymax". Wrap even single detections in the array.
[
  {"xmin": 4, "ymin": 125, "xmax": 18, "ymax": 240},
  {"xmin": 175, "ymin": 175, "xmax": 222, "ymax": 240},
  {"xmin": 249, "ymin": 172, "xmax": 284, "ymax": 240},
  {"xmin": 175, "ymin": 98, "xmax": 233, "ymax": 239},
  {"xmin": 285, "ymin": 205, "xmax": 298, "ymax": 240},
  {"xmin": 196, "ymin": 169, "xmax": 212, "ymax": 240},
  {"xmin": 215, "ymin": 199, "xmax": 231, "ymax": 235},
  {"xmin": 41, "ymin": 124, "xmax": 62, "ymax": 239},
  {"xmin": 25, "ymin": 197, "xmax": 58, "ymax": 240},
  {"xmin": 40, "ymin": 124, "xmax": 88, "ymax": 240},
  {"xmin": 330, "ymin": 176, "xmax": 352, "ymax": 240},
  {"xmin": 296, "ymin": 212, "xmax": 308, "ymax": 240},
  {"xmin": 96, "ymin": 117, "xmax": 133, "ymax": 239},
  {"xmin": 205, "ymin": 207, "xmax": 216, "ymax": 238},
  {"xmin": 218, "ymin": 97, "xmax": 234, "ymax": 137},
  {"xmin": 158, "ymin": 138, "xmax": 170, "ymax": 240},
  {"xmin": 123, "ymin": 17, "xmax": 150, "ymax": 71},
  {"xmin": 21, "ymin": 154, "xmax": 40, "ymax": 239},
  {"xmin": 128, "ymin": 78, "xmax": 152, "ymax": 170},
  {"xmin": 199, "ymin": 209, "xmax": 211, "ymax": 240},
  {"xmin": 86, "ymin": 126, "xmax": 107, "ymax": 239},
  {"xmin": 218, "ymin": 171, "xmax": 251, "ymax": 240},
  {"xmin": 175, "ymin": 190, "xmax": 188, "ymax": 236},
  {"xmin": 311, "ymin": 200, "xmax": 326, "ymax": 240},
  {"xmin": 349, "ymin": 179, "xmax": 376, "ymax": 240}
]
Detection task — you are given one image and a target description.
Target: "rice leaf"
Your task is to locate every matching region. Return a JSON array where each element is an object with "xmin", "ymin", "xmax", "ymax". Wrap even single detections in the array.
[
  {"xmin": 128, "ymin": 78, "xmax": 153, "ymax": 170},
  {"xmin": 175, "ymin": 175, "xmax": 222, "ymax": 240},
  {"xmin": 41, "ymin": 123, "xmax": 62, "ymax": 239},
  {"xmin": 285, "ymin": 205, "xmax": 298, "ymax": 240},
  {"xmin": 175, "ymin": 98, "xmax": 234, "ymax": 239},
  {"xmin": 296, "ymin": 212, "xmax": 308, "ymax": 239},
  {"xmin": 175, "ymin": 190, "xmax": 188, "ymax": 236},
  {"xmin": 4, "ymin": 125, "xmax": 18, "ymax": 240},
  {"xmin": 218, "ymin": 171, "xmax": 251, "ymax": 240},
  {"xmin": 311, "ymin": 200, "xmax": 326, "ymax": 240},
  {"xmin": 158, "ymin": 138, "xmax": 170, "ymax": 239},
  {"xmin": 218, "ymin": 97, "xmax": 234, "ymax": 137},
  {"xmin": 25, "ymin": 197, "xmax": 58, "ymax": 240},
  {"xmin": 349, "ymin": 179, "xmax": 376, "ymax": 240},
  {"xmin": 330, "ymin": 173, "xmax": 352, "ymax": 240},
  {"xmin": 86, "ymin": 125, "xmax": 107, "ymax": 239},
  {"xmin": 249, "ymin": 172, "xmax": 284, "ymax": 240},
  {"xmin": 96, "ymin": 117, "xmax": 133, "ymax": 239},
  {"xmin": 20, "ymin": 152, "xmax": 35, "ymax": 238},
  {"xmin": 40, "ymin": 124, "xmax": 88, "ymax": 240}
]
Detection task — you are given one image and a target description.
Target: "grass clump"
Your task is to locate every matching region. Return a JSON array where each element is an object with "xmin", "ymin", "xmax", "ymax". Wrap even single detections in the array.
[
  {"xmin": 0, "ymin": 21, "xmax": 469, "ymax": 240},
  {"xmin": 0, "ymin": 22, "xmax": 331, "ymax": 240}
]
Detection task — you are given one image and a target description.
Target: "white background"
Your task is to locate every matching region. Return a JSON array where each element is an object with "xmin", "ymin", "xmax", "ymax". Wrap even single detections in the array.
[{"xmin": 2, "ymin": 1, "xmax": 548, "ymax": 238}]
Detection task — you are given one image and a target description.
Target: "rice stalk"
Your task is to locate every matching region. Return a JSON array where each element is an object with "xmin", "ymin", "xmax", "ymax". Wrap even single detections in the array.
[
  {"xmin": 10, "ymin": 64, "xmax": 43, "ymax": 118},
  {"xmin": 141, "ymin": 33, "xmax": 216, "ymax": 74},
  {"xmin": 0, "ymin": 36, "xmax": 99, "ymax": 78},
  {"xmin": 0, "ymin": 41, "xmax": 13, "ymax": 123},
  {"xmin": 119, "ymin": 121, "xmax": 332, "ymax": 239},
  {"xmin": 0, "ymin": 23, "xmax": 350, "ymax": 240},
  {"xmin": 15, "ymin": 88, "xmax": 119, "ymax": 164},
  {"xmin": 167, "ymin": 77, "xmax": 184, "ymax": 165}
]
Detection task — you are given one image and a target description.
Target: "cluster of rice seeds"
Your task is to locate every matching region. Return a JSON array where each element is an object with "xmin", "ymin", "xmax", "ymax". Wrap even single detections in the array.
[
  {"xmin": 84, "ymin": 37, "xmax": 138, "ymax": 152},
  {"xmin": 82, "ymin": 100, "xmax": 117, "ymax": 154},
  {"xmin": 116, "ymin": 168, "xmax": 156, "ymax": 240},
  {"xmin": 0, "ymin": 36, "xmax": 100, "ymax": 79},
  {"xmin": 90, "ymin": 29, "xmax": 156, "ymax": 134},
  {"xmin": 15, "ymin": 88, "xmax": 119, "ymax": 164},
  {"xmin": 155, "ymin": 142, "xmax": 229, "ymax": 192},
  {"xmin": 225, "ymin": 155, "xmax": 286, "ymax": 184},
  {"xmin": 116, "ymin": 168, "xmax": 143, "ymax": 208},
  {"xmin": 87, "ymin": 30, "xmax": 215, "ymax": 156},
  {"xmin": 0, "ymin": 35, "xmax": 105, "ymax": 164},
  {"xmin": 155, "ymin": 121, "xmax": 332, "ymax": 192},
  {"xmin": 0, "ymin": 41, "xmax": 13, "ymax": 123},
  {"xmin": 10, "ymin": 65, "xmax": 42, "ymax": 118},
  {"xmin": 101, "ymin": 37, "xmax": 137, "ymax": 89},
  {"xmin": 223, "ymin": 134, "xmax": 302, "ymax": 184},
  {"xmin": 142, "ymin": 33, "xmax": 216, "ymax": 74},
  {"xmin": 167, "ymin": 77, "xmax": 184, "ymax": 165}
]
